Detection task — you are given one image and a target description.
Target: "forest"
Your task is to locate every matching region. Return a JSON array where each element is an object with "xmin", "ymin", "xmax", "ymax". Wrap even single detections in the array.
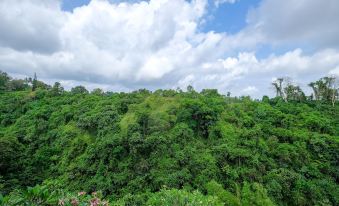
[{"xmin": 0, "ymin": 70, "xmax": 338, "ymax": 206}]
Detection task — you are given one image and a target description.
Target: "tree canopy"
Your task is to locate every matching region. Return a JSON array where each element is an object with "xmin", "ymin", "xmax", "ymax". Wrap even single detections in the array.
[{"xmin": 0, "ymin": 71, "xmax": 338, "ymax": 205}]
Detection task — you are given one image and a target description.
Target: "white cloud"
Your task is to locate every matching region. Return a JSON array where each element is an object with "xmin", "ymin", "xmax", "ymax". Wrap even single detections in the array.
[
  {"xmin": 247, "ymin": 0, "xmax": 339, "ymax": 48},
  {"xmin": 214, "ymin": 0, "xmax": 239, "ymax": 7},
  {"xmin": 0, "ymin": 0, "xmax": 338, "ymax": 98},
  {"xmin": 0, "ymin": 0, "xmax": 66, "ymax": 53},
  {"xmin": 223, "ymin": 49, "xmax": 339, "ymax": 80},
  {"xmin": 1, "ymin": 0, "xmax": 220, "ymax": 87},
  {"xmin": 176, "ymin": 48, "xmax": 339, "ymax": 97},
  {"xmin": 329, "ymin": 66, "xmax": 339, "ymax": 76},
  {"xmin": 241, "ymin": 86, "xmax": 258, "ymax": 95}
]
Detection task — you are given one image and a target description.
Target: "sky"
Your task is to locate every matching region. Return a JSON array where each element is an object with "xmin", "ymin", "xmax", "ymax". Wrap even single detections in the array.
[{"xmin": 1, "ymin": 0, "xmax": 339, "ymax": 98}]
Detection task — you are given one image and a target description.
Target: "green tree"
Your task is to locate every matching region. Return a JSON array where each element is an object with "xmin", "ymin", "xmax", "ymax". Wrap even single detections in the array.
[
  {"xmin": 7, "ymin": 79, "xmax": 30, "ymax": 91},
  {"xmin": 241, "ymin": 182, "xmax": 275, "ymax": 206},
  {"xmin": 309, "ymin": 76, "xmax": 338, "ymax": 105},
  {"xmin": 0, "ymin": 71, "xmax": 10, "ymax": 91},
  {"xmin": 71, "ymin": 85, "xmax": 89, "ymax": 94},
  {"xmin": 32, "ymin": 73, "xmax": 38, "ymax": 91},
  {"xmin": 146, "ymin": 189, "xmax": 223, "ymax": 206},
  {"xmin": 206, "ymin": 180, "xmax": 240, "ymax": 206},
  {"xmin": 50, "ymin": 82, "xmax": 64, "ymax": 96}
]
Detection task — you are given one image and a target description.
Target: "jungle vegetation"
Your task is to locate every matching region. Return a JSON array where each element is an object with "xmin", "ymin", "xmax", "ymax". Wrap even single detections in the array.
[{"xmin": 0, "ymin": 71, "xmax": 338, "ymax": 205}]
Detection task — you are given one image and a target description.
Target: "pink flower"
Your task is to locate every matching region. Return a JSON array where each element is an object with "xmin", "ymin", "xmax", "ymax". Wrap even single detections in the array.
[
  {"xmin": 78, "ymin": 191, "xmax": 86, "ymax": 196},
  {"xmin": 71, "ymin": 198, "xmax": 79, "ymax": 206},
  {"xmin": 90, "ymin": 197, "xmax": 100, "ymax": 206}
]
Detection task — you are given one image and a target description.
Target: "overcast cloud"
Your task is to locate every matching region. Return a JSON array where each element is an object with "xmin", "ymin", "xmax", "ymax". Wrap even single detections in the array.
[
  {"xmin": 0, "ymin": 0, "xmax": 338, "ymax": 97},
  {"xmin": 247, "ymin": 0, "xmax": 339, "ymax": 49}
]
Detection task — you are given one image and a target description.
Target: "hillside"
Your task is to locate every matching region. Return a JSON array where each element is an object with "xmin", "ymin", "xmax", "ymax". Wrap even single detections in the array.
[{"xmin": 0, "ymin": 75, "xmax": 338, "ymax": 205}]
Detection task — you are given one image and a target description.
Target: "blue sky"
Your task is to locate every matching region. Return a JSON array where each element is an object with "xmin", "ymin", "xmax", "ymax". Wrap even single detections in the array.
[
  {"xmin": 1, "ymin": 0, "xmax": 339, "ymax": 97},
  {"xmin": 204, "ymin": 0, "xmax": 261, "ymax": 34},
  {"xmin": 62, "ymin": 0, "xmax": 91, "ymax": 11}
]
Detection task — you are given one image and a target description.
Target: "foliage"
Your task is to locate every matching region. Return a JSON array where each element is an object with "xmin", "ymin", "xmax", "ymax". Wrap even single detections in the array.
[
  {"xmin": 0, "ymin": 71, "xmax": 338, "ymax": 205},
  {"xmin": 0, "ymin": 185, "xmax": 109, "ymax": 206},
  {"xmin": 146, "ymin": 189, "xmax": 223, "ymax": 206}
]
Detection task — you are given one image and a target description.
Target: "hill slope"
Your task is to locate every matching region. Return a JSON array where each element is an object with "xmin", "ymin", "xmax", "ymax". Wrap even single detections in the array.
[{"xmin": 0, "ymin": 89, "xmax": 338, "ymax": 205}]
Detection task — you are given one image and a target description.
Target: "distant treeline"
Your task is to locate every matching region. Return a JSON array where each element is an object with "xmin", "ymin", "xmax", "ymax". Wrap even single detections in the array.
[{"xmin": 1, "ymin": 70, "xmax": 338, "ymax": 104}]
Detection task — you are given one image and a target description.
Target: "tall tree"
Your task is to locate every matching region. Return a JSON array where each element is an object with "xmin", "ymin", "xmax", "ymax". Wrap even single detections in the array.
[
  {"xmin": 50, "ymin": 82, "xmax": 64, "ymax": 96},
  {"xmin": 272, "ymin": 78, "xmax": 285, "ymax": 100},
  {"xmin": 308, "ymin": 76, "xmax": 338, "ymax": 105},
  {"xmin": 328, "ymin": 76, "xmax": 338, "ymax": 106},
  {"xmin": 32, "ymin": 73, "xmax": 38, "ymax": 91},
  {"xmin": 272, "ymin": 81, "xmax": 280, "ymax": 97},
  {"xmin": 71, "ymin": 85, "xmax": 89, "ymax": 94},
  {"xmin": 308, "ymin": 82, "xmax": 319, "ymax": 100},
  {"xmin": 272, "ymin": 77, "xmax": 305, "ymax": 102},
  {"xmin": 0, "ymin": 71, "xmax": 10, "ymax": 91},
  {"xmin": 284, "ymin": 84, "xmax": 305, "ymax": 102}
]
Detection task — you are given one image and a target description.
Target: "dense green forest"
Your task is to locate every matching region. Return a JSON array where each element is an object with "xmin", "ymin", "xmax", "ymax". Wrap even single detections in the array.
[{"xmin": 0, "ymin": 71, "xmax": 338, "ymax": 205}]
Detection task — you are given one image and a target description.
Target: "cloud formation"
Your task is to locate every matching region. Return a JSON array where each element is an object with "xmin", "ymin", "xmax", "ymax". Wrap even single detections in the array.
[
  {"xmin": 0, "ymin": 0, "xmax": 338, "ymax": 97},
  {"xmin": 0, "ymin": 0, "xmax": 228, "ymax": 88},
  {"xmin": 184, "ymin": 48, "xmax": 339, "ymax": 96},
  {"xmin": 0, "ymin": 0, "xmax": 65, "ymax": 53},
  {"xmin": 247, "ymin": 0, "xmax": 339, "ymax": 49}
]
